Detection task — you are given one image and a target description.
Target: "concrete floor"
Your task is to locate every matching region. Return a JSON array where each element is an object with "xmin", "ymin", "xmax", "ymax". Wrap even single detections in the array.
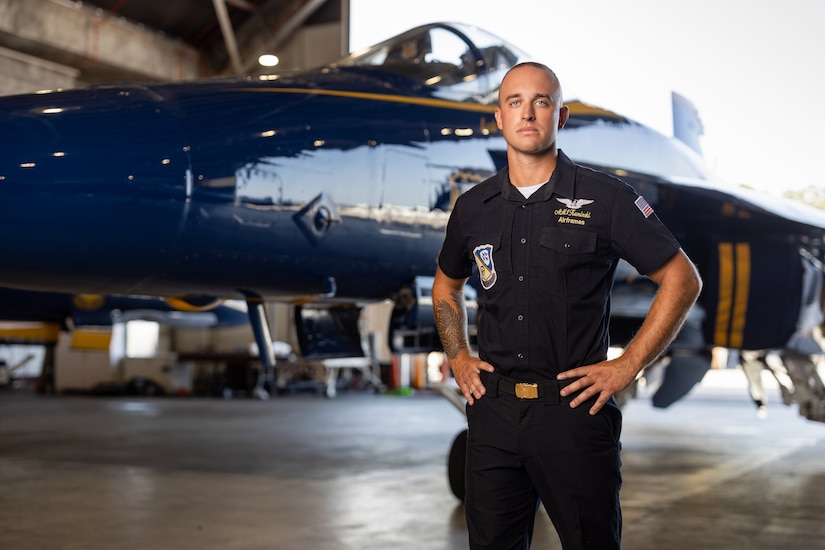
[{"xmin": 1, "ymin": 371, "xmax": 825, "ymax": 549}]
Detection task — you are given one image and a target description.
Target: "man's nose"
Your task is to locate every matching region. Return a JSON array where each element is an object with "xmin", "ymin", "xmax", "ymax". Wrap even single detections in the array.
[{"xmin": 522, "ymin": 107, "xmax": 535, "ymax": 120}]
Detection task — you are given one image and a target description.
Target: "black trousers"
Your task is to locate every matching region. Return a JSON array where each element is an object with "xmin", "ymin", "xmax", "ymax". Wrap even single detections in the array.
[{"xmin": 465, "ymin": 373, "xmax": 623, "ymax": 549}]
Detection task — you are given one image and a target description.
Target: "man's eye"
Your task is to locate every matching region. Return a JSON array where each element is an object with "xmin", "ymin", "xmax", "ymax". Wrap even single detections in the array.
[{"xmin": 510, "ymin": 100, "xmax": 521, "ymax": 107}]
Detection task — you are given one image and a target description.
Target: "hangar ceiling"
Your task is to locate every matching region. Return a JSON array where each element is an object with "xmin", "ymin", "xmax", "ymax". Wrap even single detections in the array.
[
  {"xmin": 78, "ymin": 0, "xmax": 344, "ymax": 73},
  {"xmin": 0, "ymin": 0, "xmax": 345, "ymax": 92}
]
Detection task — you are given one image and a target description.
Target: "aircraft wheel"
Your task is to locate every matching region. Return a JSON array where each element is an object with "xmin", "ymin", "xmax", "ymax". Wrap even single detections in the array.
[{"xmin": 448, "ymin": 428, "xmax": 468, "ymax": 501}]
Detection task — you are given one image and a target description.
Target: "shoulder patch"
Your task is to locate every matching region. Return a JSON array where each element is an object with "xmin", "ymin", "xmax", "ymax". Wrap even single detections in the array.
[
  {"xmin": 634, "ymin": 195, "xmax": 654, "ymax": 218},
  {"xmin": 472, "ymin": 244, "xmax": 497, "ymax": 290}
]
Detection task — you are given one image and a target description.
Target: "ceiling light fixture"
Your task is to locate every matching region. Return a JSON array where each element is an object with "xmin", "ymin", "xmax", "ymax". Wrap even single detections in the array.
[{"xmin": 258, "ymin": 54, "xmax": 280, "ymax": 67}]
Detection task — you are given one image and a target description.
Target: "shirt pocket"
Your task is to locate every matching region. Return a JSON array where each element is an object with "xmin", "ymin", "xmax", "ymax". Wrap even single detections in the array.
[{"xmin": 536, "ymin": 227, "xmax": 598, "ymax": 296}]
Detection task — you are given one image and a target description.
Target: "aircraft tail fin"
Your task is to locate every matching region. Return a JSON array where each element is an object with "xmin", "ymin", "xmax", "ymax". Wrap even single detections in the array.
[{"xmin": 672, "ymin": 91, "xmax": 704, "ymax": 156}]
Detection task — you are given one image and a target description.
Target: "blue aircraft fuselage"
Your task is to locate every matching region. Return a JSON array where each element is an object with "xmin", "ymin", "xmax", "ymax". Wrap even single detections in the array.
[{"xmin": 0, "ymin": 68, "xmax": 500, "ymax": 301}]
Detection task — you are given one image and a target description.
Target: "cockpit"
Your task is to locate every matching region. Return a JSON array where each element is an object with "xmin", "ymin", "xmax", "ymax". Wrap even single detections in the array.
[{"xmin": 334, "ymin": 22, "xmax": 529, "ymax": 105}]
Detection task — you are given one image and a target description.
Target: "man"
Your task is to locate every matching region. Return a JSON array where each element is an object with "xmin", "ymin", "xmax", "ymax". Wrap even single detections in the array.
[{"xmin": 432, "ymin": 62, "xmax": 702, "ymax": 549}]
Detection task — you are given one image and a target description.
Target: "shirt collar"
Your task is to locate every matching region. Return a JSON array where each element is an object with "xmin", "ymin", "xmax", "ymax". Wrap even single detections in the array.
[
  {"xmin": 541, "ymin": 149, "xmax": 576, "ymax": 201},
  {"xmin": 496, "ymin": 149, "xmax": 577, "ymax": 203}
]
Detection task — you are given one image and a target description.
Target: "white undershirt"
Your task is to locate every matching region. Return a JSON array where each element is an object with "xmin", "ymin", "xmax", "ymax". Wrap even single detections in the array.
[{"xmin": 516, "ymin": 182, "xmax": 546, "ymax": 199}]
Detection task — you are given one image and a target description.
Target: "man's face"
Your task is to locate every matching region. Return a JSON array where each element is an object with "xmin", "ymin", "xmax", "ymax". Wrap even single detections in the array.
[{"xmin": 494, "ymin": 66, "xmax": 569, "ymax": 157}]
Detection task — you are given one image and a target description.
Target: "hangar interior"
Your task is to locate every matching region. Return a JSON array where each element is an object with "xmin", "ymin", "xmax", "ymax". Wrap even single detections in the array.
[
  {"xmin": 3, "ymin": 4, "xmax": 825, "ymax": 550},
  {"xmin": 0, "ymin": 0, "xmax": 346, "ymax": 94},
  {"xmin": 0, "ymin": 0, "xmax": 419, "ymax": 397}
]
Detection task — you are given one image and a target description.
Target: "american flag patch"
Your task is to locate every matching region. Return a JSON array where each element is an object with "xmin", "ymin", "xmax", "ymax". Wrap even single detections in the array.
[{"xmin": 634, "ymin": 196, "xmax": 654, "ymax": 218}]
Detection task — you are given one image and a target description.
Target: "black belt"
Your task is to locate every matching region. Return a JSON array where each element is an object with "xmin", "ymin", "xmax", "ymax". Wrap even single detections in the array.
[{"xmin": 479, "ymin": 371, "xmax": 570, "ymax": 404}]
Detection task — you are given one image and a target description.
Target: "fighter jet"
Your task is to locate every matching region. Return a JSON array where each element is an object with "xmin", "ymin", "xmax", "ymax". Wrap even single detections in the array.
[{"xmin": 0, "ymin": 23, "xmax": 822, "ymax": 428}]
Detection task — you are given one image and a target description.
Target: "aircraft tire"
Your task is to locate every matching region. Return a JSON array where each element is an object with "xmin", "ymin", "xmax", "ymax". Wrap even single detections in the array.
[{"xmin": 448, "ymin": 428, "xmax": 468, "ymax": 501}]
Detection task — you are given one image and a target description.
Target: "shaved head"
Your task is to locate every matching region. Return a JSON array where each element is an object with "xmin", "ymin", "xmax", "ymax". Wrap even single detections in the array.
[{"xmin": 499, "ymin": 62, "xmax": 564, "ymax": 106}]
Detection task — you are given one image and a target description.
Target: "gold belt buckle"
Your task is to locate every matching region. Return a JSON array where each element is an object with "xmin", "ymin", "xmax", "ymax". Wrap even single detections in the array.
[{"xmin": 515, "ymin": 382, "xmax": 539, "ymax": 399}]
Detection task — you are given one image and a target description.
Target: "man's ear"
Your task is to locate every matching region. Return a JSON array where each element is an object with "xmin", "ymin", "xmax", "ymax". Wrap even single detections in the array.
[
  {"xmin": 494, "ymin": 107, "xmax": 503, "ymax": 130},
  {"xmin": 558, "ymin": 105, "xmax": 570, "ymax": 129}
]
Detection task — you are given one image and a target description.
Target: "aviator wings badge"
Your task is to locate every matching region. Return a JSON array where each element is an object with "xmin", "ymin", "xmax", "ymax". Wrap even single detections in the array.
[
  {"xmin": 556, "ymin": 197, "xmax": 594, "ymax": 209},
  {"xmin": 473, "ymin": 243, "xmax": 497, "ymax": 290}
]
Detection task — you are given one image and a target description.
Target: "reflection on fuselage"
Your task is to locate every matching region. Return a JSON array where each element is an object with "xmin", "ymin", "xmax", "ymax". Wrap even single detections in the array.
[
  {"xmin": 217, "ymin": 116, "xmax": 712, "ymax": 234},
  {"xmin": 222, "ymin": 137, "xmax": 505, "ymax": 229}
]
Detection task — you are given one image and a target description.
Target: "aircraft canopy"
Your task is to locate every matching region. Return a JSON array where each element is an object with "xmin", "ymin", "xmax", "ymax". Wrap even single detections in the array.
[{"xmin": 335, "ymin": 22, "xmax": 530, "ymax": 105}]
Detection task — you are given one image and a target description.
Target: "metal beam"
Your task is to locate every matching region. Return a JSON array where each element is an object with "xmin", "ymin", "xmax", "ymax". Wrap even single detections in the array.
[
  {"xmin": 226, "ymin": 0, "xmax": 257, "ymax": 9},
  {"xmin": 239, "ymin": 0, "xmax": 328, "ymax": 73},
  {"xmin": 212, "ymin": 0, "xmax": 244, "ymax": 75}
]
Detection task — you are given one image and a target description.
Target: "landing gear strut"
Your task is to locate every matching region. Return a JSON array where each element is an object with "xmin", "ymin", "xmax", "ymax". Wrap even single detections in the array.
[{"xmin": 246, "ymin": 297, "xmax": 275, "ymax": 399}]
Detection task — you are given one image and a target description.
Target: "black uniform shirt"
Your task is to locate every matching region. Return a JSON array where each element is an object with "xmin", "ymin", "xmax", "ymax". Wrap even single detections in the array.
[{"xmin": 437, "ymin": 150, "xmax": 682, "ymax": 381}]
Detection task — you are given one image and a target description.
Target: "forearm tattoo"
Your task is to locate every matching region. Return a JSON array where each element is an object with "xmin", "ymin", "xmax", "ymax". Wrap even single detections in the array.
[{"xmin": 433, "ymin": 288, "xmax": 469, "ymax": 360}]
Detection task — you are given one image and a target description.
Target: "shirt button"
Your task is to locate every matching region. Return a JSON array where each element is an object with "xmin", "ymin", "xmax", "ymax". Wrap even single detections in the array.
[
  {"xmin": 517, "ymin": 353, "xmax": 524, "ymax": 359},
  {"xmin": 520, "ymin": 238, "xmax": 526, "ymax": 244},
  {"xmin": 564, "ymin": 242, "xmax": 571, "ymax": 248},
  {"xmin": 518, "ymin": 275, "xmax": 524, "ymax": 282},
  {"xmin": 517, "ymin": 314, "xmax": 524, "ymax": 321}
]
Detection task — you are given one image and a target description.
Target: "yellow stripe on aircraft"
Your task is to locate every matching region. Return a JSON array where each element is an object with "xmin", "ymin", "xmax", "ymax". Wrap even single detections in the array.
[
  {"xmin": 163, "ymin": 296, "xmax": 223, "ymax": 312},
  {"xmin": 565, "ymin": 100, "xmax": 626, "ymax": 120},
  {"xmin": 0, "ymin": 322, "xmax": 60, "ymax": 343},
  {"xmin": 71, "ymin": 329, "xmax": 112, "ymax": 351},
  {"xmin": 713, "ymin": 242, "xmax": 751, "ymax": 347},
  {"xmin": 237, "ymin": 87, "xmax": 497, "ymax": 113},
  {"xmin": 730, "ymin": 243, "xmax": 751, "ymax": 348},
  {"xmin": 235, "ymin": 88, "xmax": 625, "ymax": 120},
  {"xmin": 714, "ymin": 243, "xmax": 734, "ymax": 346}
]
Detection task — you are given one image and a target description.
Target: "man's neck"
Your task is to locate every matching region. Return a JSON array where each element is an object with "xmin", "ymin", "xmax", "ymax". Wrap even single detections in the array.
[{"xmin": 507, "ymin": 150, "xmax": 558, "ymax": 187}]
